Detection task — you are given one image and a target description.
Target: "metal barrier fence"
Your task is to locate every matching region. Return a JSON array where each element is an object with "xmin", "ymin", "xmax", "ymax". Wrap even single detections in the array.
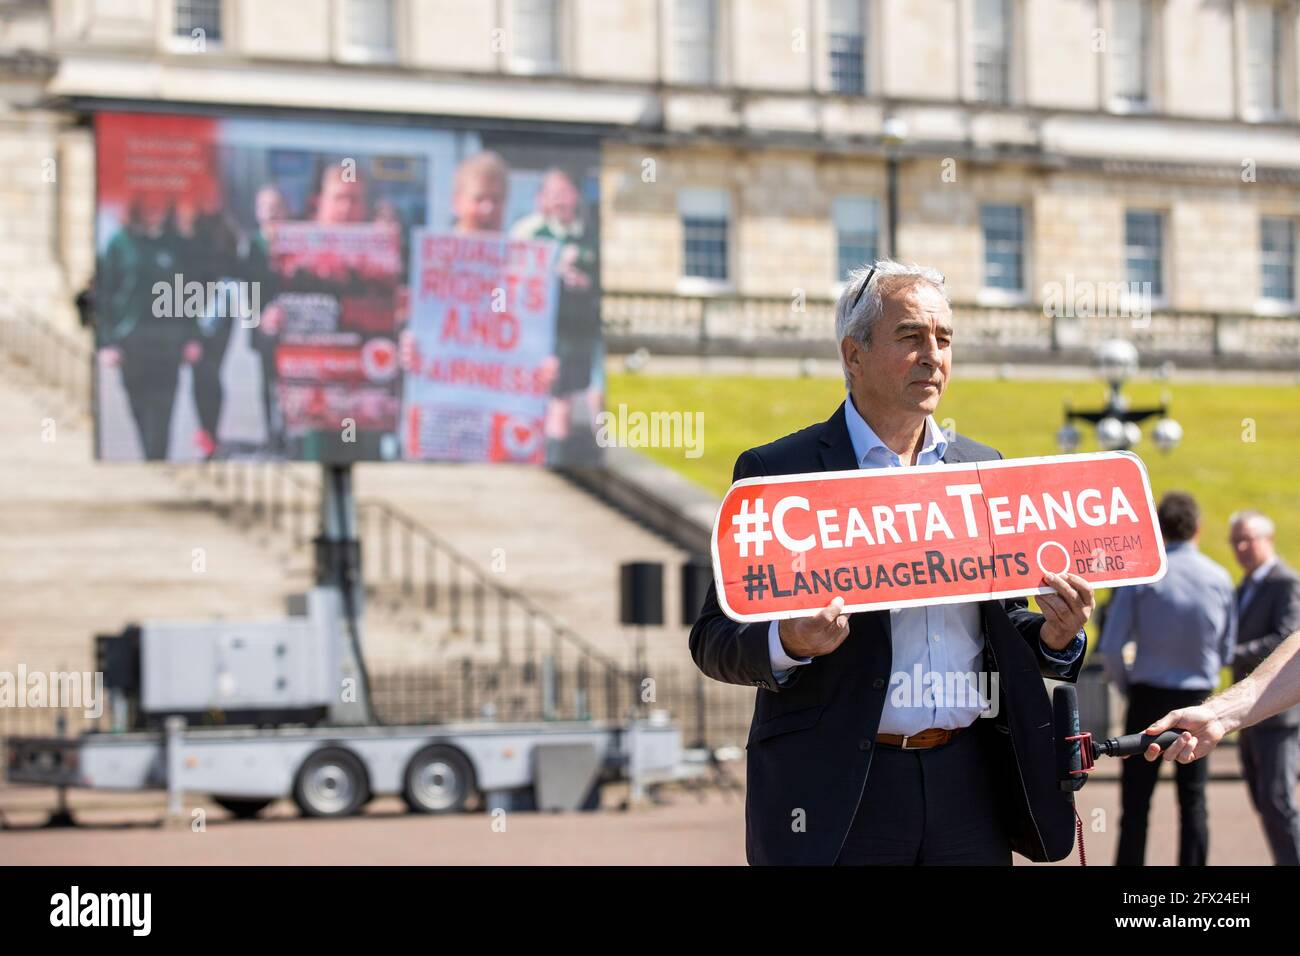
[
  {"xmin": 0, "ymin": 661, "xmax": 757, "ymax": 756},
  {"xmin": 368, "ymin": 661, "xmax": 756, "ymax": 751},
  {"xmin": 602, "ymin": 290, "xmax": 1300, "ymax": 367}
]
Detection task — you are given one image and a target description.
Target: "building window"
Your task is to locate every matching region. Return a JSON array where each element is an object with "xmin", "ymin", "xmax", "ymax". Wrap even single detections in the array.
[
  {"xmin": 343, "ymin": 0, "xmax": 396, "ymax": 62},
  {"xmin": 1245, "ymin": 2, "xmax": 1283, "ymax": 119},
  {"xmin": 174, "ymin": 0, "xmax": 222, "ymax": 44},
  {"xmin": 833, "ymin": 196, "xmax": 879, "ymax": 281},
  {"xmin": 1110, "ymin": 0, "xmax": 1150, "ymax": 109},
  {"xmin": 680, "ymin": 188, "xmax": 730, "ymax": 282},
  {"xmin": 827, "ymin": 0, "xmax": 866, "ymax": 94},
  {"xmin": 981, "ymin": 204, "xmax": 1024, "ymax": 291},
  {"xmin": 973, "ymin": 0, "xmax": 1011, "ymax": 104},
  {"xmin": 509, "ymin": 0, "xmax": 561, "ymax": 74},
  {"xmin": 674, "ymin": 0, "xmax": 717, "ymax": 85},
  {"xmin": 1260, "ymin": 217, "xmax": 1295, "ymax": 302},
  {"xmin": 1124, "ymin": 210, "xmax": 1164, "ymax": 299}
]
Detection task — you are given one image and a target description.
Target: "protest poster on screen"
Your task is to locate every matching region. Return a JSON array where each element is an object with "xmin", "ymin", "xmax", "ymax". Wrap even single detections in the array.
[
  {"xmin": 711, "ymin": 451, "xmax": 1167, "ymax": 622},
  {"xmin": 402, "ymin": 230, "xmax": 560, "ymax": 463},
  {"xmin": 267, "ymin": 221, "xmax": 403, "ymax": 446}
]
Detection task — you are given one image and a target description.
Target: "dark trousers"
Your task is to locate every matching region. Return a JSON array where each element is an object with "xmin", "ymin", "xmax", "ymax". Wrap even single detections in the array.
[
  {"xmin": 120, "ymin": 347, "xmax": 181, "ymax": 460},
  {"xmin": 1117, "ymin": 684, "xmax": 1210, "ymax": 866},
  {"xmin": 252, "ymin": 334, "xmax": 282, "ymax": 450},
  {"xmin": 835, "ymin": 724, "xmax": 1011, "ymax": 865},
  {"xmin": 1239, "ymin": 724, "xmax": 1300, "ymax": 866},
  {"xmin": 192, "ymin": 319, "xmax": 233, "ymax": 440}
]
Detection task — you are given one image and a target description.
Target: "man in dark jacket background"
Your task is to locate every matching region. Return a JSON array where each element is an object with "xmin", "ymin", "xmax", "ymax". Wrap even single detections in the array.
[
  {"xmin": 690, "ymin": 260, "xmax": 1093, "ymax": 865},
  {"xmin": 1229, "ymin": 509, "xmax": 1300, "ymax": 865}
]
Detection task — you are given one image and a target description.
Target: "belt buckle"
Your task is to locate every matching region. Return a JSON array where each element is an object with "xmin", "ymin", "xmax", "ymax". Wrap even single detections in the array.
[{"xmin": 900, "ymin": 734, "xmax": 920, "ymax": 750}]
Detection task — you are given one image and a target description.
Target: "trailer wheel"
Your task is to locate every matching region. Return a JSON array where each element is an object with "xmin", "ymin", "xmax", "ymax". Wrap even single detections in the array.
[
  {"xmin": 402, "ymin": 745, "xmax": 475, "ymax": 814},
  {"xmin": 293, "ymin": 748, "xmax": 369, "ymax": 818},
  {"xmin": 213, "ymin": 796, "xmax": 274, "ymax": 819}
]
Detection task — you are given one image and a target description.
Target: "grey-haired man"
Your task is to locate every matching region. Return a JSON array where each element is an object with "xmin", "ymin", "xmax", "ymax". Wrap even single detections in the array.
[{"xmin": 690, "ymin": 260, "xmax": 1093, "ymax": 865}]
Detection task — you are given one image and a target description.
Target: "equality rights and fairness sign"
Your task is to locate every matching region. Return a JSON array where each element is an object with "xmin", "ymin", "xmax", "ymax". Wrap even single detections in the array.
[
  {"xmin": 402, "ymin": 230, "xmax": 561, "ymax": 463},
  {"xmin": 711, "ymin": 451, "xmax": 1167, "ymax": 622}
]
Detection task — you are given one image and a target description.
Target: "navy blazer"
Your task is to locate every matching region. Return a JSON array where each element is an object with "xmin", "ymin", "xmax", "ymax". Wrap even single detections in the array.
[
  {"xmin": 689, "ymin": 401, "xmax": 1083, "ymax": 865},
  {"xmin": 1233, "ymin": 560, "xmax": 1300, "ymax": 728}
]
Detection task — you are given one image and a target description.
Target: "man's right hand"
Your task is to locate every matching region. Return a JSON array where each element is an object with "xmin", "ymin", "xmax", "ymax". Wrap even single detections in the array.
[
  {"xmin": 1142, "ymin": 705, "xmax": 1227, "ymax": 764},
  {"xmin": 778, "ymin": 596, "xmax": 851, "ymax": 659}
]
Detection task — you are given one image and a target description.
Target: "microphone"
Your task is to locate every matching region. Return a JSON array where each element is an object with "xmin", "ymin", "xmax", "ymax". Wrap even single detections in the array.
[
  {"xmin": 1052, "ymin": 685, "xmax": 1086, "ymax": 791},
  {"xmin": 1093, "ymin": 729, "xmax": 1187, "ymax": 758}
]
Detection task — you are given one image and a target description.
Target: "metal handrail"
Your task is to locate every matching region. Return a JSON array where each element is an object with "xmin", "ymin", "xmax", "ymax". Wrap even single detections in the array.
[{"xmin": 0, "ymin": 293, "xmax": 93, "ymax": 404}]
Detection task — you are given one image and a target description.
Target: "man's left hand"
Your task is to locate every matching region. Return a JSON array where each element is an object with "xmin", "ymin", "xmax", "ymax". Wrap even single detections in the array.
[{"xmin": 1037, "ymin": 571, "xmax": 1095, "ymax": 651}]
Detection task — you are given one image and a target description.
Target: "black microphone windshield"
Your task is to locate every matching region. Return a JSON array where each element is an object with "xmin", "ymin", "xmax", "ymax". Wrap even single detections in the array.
[{"xmin": 1053, "ymin": 684, "xmax": 1082, "ymax": 781}]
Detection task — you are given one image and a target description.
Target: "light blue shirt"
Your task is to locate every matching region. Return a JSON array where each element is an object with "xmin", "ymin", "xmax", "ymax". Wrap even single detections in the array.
[
  {"xmin": 767, "ymin": 393, "xmax": 1084, "ymax": 735},
  {"xmin": 1098, "ymin": 540, "xmax": 1236, "ymax": 693}
]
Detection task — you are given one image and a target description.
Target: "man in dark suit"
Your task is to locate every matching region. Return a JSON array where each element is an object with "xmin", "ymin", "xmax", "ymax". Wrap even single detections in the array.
[
  {"xmin": 690, "ymin": 260, "xmax": 1093, "ymax": 865},
  {"xmin": 1229, "ymin": 510, "xmax": 1300, "ymax": 865}
]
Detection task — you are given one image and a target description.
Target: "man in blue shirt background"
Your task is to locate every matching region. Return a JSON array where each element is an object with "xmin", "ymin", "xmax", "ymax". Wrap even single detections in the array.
[{"xmin": 1100, "ymin": 490, "xmax": 1236, "ymax": 866}]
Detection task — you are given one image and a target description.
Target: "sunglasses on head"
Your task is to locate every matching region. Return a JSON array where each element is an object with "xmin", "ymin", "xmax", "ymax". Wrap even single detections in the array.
[
  {"xmin": 849, "ymin": 265, "xmax": 946, "ymax": 313},
  {"xmin": 850, "ymin": 265, "xmax": 877, "ymax": 313}
]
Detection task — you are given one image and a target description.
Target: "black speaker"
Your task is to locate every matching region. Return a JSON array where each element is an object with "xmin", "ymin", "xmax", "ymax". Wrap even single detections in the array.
[
  {"xmin": 620, "ymin": 562, "xmax": 664, "ymax": 626},
  {"xmin": 96, "ymin": 625, "xmax": 141, "ymax": 693},
  {"xmin": 680, "ymin": 556, "xmax": 714, "ymax": 626}
]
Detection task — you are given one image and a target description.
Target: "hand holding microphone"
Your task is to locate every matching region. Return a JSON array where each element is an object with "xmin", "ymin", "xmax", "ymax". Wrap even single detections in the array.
[
  {"xmin": 1140, "ymin": 705, "xmax": 1227, "ymax": 764},
  {"xmin": 1052, "ymin": 684, "xmax": 1196, "ymax": 781}
]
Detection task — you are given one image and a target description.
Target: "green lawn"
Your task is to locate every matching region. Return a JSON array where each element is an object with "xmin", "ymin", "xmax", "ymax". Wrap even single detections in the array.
[{"xmin": 607, "ymin": 373, "xmax": 1300, "ymax": 614}]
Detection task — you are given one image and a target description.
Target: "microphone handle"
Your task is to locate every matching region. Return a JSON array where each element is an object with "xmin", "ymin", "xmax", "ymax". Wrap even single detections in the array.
[{"xmin": 1099, "ymin": 729, "xmax": 1187, "ymax": 757}]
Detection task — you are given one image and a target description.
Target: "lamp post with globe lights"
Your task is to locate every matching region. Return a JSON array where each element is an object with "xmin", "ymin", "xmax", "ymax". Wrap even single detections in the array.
[{"xmin": 1055, "ymin": 339, "xmax": 1182, "ymax": 454}]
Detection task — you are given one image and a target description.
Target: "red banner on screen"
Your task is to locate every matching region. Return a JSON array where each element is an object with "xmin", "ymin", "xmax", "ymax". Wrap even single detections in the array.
[
  {"xmin": 711, "ymin": 451, "xmax": 1167, "ymax": 622},
  {"xmin": 95, "ymin": 113, "xmax": 222, "ymax": 215}
]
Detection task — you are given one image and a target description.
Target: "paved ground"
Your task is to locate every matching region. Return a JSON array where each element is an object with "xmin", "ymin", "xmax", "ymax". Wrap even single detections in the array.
[{"xmin": 0, "ymin": 747, "xmax": 1285, "ymax": 866}]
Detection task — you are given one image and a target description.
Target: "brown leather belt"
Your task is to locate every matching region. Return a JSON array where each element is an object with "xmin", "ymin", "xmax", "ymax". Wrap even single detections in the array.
[{"xmin": 876, "ymin": 724, "xmax": 968, "ymax": 750}]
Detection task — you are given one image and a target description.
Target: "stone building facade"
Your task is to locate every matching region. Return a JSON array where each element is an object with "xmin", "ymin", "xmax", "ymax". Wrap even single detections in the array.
[{"xmin": 0, "ymin": 0, "xmax": 1296, "ymax": 353}]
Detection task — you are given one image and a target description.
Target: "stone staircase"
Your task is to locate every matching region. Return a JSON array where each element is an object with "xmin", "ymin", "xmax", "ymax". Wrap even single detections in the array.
[{"xmin": 0, "ymin": 300, "xmax": 754, "ymax": 744}]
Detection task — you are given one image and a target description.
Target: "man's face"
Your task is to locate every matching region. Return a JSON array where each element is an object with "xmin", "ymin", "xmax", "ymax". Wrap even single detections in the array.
[
  {"xmin": 138, "ymin": 194, "xmax": 168, "ymax": 233},
  {"xmin": 453, "ymin": 173, "xmax": 507, "ymax": 232},
  {"xmin": 1229, "ymin": 519, "xmax": 1274, "ymax": 573},
  {"xmin": 317, "ymin": 175, "xmax": 367, "ymax": 224},
  {"xmin": 256, "ymin": 188, "xmax": 288, "ymax": 226},
  {"xmin": 539, "ymin": 173, "xmax": 579, "ymax": 224},
  {"xmin": 842, "ymin": 280, "xmax": 953, "ymax": 420}
]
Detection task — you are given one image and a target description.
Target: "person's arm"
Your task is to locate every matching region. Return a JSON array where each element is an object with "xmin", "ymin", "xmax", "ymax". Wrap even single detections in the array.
[
  {"xmin": 688, "ymin": 450, "xmax": 793, "ymax": 692},
  {"xmin": 1219, "ymin": 582, "xmax": 1238, "ymax": 672},
  {"xmin": 768, "ymin": 620, "xmax": 812, "ymax": 685},
  {"xmin": 1145, "ymin": 627, "xmax": 1300, "ymax": 763},
  {"xmin": 689, "ymin": 450, "xmax": 849, "ymax": 691},
  {"xmin": 1097, "ymin": 587, "xmax": 1134, "ymax": 694},
  {"xmin": 1001, "ymin": 585, "xmax": 1087, "ymax": 682},
  {"xmin": 1233, "ymin": 579, "xmax": 1300, "ymax": 672},
  {"xmin": 97, "ymin": 234, "xmax": 129, "ymax": 345}
]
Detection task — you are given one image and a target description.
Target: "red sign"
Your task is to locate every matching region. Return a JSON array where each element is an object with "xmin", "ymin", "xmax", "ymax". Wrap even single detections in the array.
[{"xmin": 711, "ymin": 451, "xmax": 1167, "ymax": 622}]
